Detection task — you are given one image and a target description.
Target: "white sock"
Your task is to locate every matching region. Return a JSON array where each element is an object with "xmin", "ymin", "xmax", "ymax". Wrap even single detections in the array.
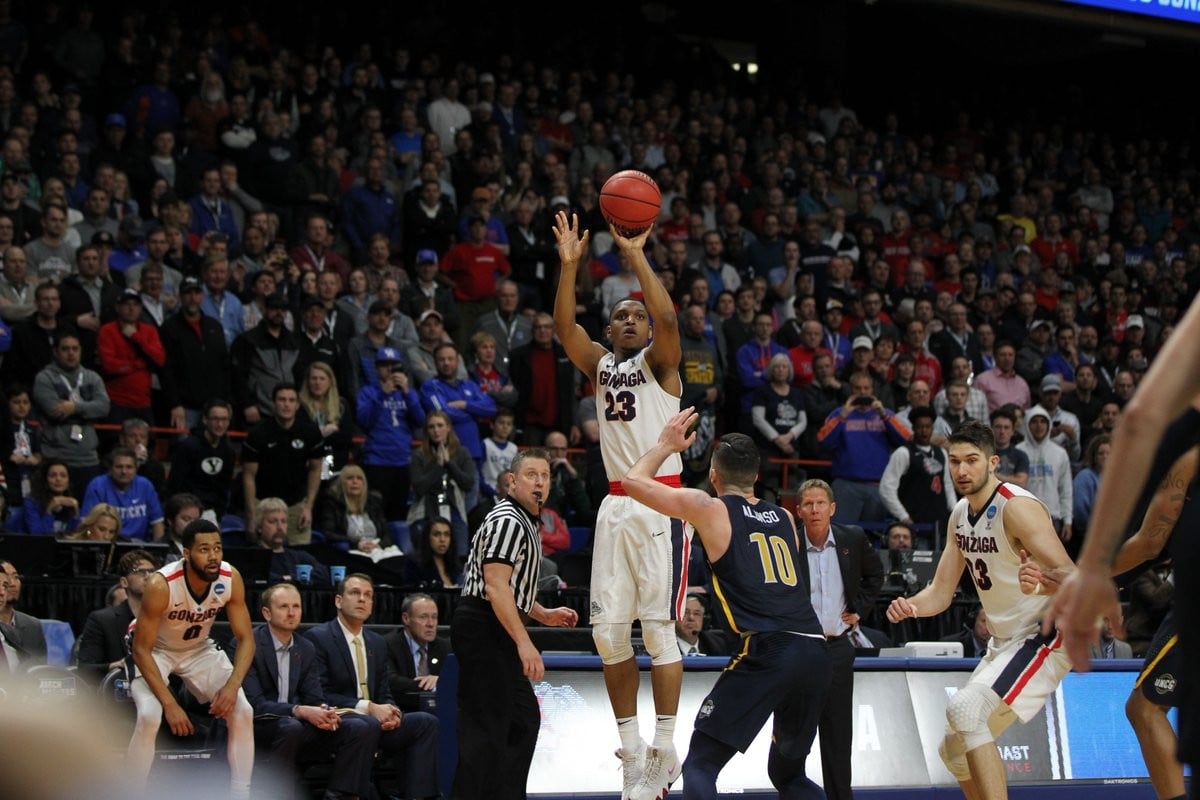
[
  {"xmin": 617, "ymin": 716, "xmax": 641, "ymax": 753},
  {"xmin": 652, "ymin": 714, "xmax": 676, "ymax": 750}
]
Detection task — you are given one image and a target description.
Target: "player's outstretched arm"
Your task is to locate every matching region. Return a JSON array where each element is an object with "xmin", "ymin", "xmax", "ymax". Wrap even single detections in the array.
[
  {"xmin": 1045, "ymin": 292, "xmax": 1200, "ymax": 667},
  {"xmin": 552, "ymin": 211, "xmax": 604, "ymax": 377},
  {"xmin": 613, "ymin": 224, "xmax": 681, "ymax": 390},
  {"xmin": 886, "ymin": 536, "xmax": 963, "ymax": 623},
  {"xmin": 622, "ymin": 408, "xmax": 728, "ymax": 557}
]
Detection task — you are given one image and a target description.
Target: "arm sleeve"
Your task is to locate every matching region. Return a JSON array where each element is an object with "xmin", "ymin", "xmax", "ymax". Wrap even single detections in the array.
[
  {"xmin": 789, "ymin": 409, "xmax": 807, "ymax": 439},
  {"xmin": 878, "ymin": 449, "xmax": 910, "ymax": 520},
  {"xmin": 750, "ymin": 401, "xmax": 777, "ymax": 441},
  {"xmin": 1058, "ymin": 450, "xmax": 1073, "ymax": 525}
]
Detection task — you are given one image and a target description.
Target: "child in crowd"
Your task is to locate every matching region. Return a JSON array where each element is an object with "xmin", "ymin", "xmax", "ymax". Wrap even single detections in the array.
[{"xmin": 480, "ymin": 407, "xmax": 518, "ymax": 498}]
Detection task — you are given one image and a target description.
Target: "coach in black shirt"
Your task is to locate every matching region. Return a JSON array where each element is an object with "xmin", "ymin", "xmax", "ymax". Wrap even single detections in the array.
[{"xmin": 451, "ymin": 453, "xmax": 579, "ymax": 800}]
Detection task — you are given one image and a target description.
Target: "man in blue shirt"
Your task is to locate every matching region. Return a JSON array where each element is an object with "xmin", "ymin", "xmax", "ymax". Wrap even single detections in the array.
[
  {"xmin": 82, "ymin": 446, "xmax": 164, "ymax": 541},
  {"xmin": 341, "ymin": 157, "xmax": 401, "ymax": 264},
  {"xmin": 200, "ymin": 258, "xmax": 244, "ymax": 347},
  {"xmin": 419, "ymin": 342, "xmax": 496, "ymax": 466},
  {"xmin": 188, "ymin": 167, "xmax": 241, "ymax": 245}
]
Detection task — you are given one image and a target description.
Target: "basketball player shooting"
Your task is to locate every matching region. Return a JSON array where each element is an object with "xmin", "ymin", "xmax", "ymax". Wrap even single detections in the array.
[{"xmin": 553, "ymin": 210, "xmax": 688, "ymax": 800}]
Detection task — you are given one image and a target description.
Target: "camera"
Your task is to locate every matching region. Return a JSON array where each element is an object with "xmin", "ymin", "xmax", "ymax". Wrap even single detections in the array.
[{"xmin": 853, "ymin": 395, "xmax": 874, "ymax": 406}]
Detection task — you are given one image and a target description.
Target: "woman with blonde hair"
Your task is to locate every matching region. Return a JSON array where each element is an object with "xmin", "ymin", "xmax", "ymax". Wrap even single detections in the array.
[
  {"xmin": 299, "ymin": 360, "xmax": 356, "ymax": 492},
  {"xmin": 408, "ymin": 411, "xmax": 477, "ymax": 557},
  {"xmin": 319, "ymin": 464, "xmax": 391, "ymax": 555},
  {"xmin": 65, "ymin": 503, "xmax": 124, "ymax": 541}
]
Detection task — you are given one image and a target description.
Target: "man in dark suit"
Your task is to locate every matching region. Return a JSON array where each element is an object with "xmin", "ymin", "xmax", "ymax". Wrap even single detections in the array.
[
  {"xmin": 0, "ymin": 558, "xmax": 47, "ymax": 669},
  {"xmin": 796, "ymin": 480, "xmax": 884, "ymax": 800},
  {"xmin": 675, "ymin": 593, "xmax": 733, "ymax": 657},
  {"xmin": 57, "ymin": 243, "xmax": 123, "ymax": 362},
  {"xmin": 929, "ymin": 301, "xmax": 981, "ymax": 377},
  {"xmin": 239, "ymin": 583, "xmax": 379, "ymax": 800},
  {"xmin": 306, "ymin": 573, "xmax": 440, "ymax": 800},
  {"xmin": 384, "ymin": 592, "xmax": 451, "ymax": 712},
  {"xmin": 74, "ymin": 549, "xmax": 157, "ymax": 681}
]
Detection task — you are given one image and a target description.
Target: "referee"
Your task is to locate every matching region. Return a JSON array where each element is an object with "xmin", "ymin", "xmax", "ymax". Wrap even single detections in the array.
[{"xmin": 451, "ymin": 450, "xmax": 579, "ymax": 800}]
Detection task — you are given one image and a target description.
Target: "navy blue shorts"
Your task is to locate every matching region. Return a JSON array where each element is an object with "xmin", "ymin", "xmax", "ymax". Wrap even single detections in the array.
[
  {"xmin": 693, "ymin": 631, "xmax": 831, "ymax": 755},
  {"xmin": 1136, "ymin": 610, "xmax": 1180, "ymax": 707}
]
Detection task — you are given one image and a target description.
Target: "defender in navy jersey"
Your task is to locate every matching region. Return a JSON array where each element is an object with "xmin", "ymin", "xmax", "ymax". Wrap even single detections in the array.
[
  {"xmin": 1028, "ymin": 422, "xmax": 1198, "ymax": 800},
  {"xmin": 887, "ymin": 420, "xmax": 1074, "ymax": 800},
  {"xmin": 1044, "ymin": 296, "xmax": 1200, "ymax": 795},
  {"xmin": 126, "ymin": 518, "xmax": 257, "ymax": 800},
  {"xmin": 624, "ymin": 409, "xmax": 830, "ymax": 800}
]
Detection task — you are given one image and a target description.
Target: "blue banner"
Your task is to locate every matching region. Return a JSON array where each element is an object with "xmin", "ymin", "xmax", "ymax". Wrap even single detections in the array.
[{"xmin": 1059, "ymin": 0, "xmax": 1200, "ymax": 25}]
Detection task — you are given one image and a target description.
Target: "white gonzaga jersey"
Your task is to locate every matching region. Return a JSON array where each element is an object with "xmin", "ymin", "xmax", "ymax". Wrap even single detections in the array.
[
  {"xmin": 595, "ymin": 349, "xmax": 682, "ymax": 480},
  {"xmin": 949, "ymin": 482, "xmax": 1050, "ymax": 641},
  {"xmin": 150, "ymin": 558, "xmax": 234, "ymax": 652}
]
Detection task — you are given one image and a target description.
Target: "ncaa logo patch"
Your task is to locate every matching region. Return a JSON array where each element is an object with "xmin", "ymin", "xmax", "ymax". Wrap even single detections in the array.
[
  {"xmin": 215, "ymin": 583, "xmax": 226, "ymax": 595},
  {"xmin": 698, "ymin": 698, "xmax": 714, "ymax": 719},
  {"xmin": 986, "ymin": 506, "xmax": 997, "ymax": 519},
  {"xmin": 1154, "ymin": 674, "xmax": 1177, "ymax": 695}
]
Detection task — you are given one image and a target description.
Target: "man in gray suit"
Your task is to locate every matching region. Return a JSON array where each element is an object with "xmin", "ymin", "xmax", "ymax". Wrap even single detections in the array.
[
  {"xmin": 1089, "ymin": 617, "xmax": 1133, "ymax": 659},
  {"xmin": 0, "ymin": 559, "xmax": 46, "ymax": 670},
  {"xmin": 471, "ymin": 280, "xmax": 531, "ymax": 369}
]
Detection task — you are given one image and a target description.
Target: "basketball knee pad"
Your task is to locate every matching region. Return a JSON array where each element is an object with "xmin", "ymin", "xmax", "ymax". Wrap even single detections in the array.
[
  {"xmin": 593, "ymin": 622, "xmax": 635, "ymax": 665},
  {"xmin": 938, "ymin": 732, "xmax": 971, "ymax": 781},
  {"xmin": 945, "ymin": 682, "xmax": 1001, "ymax": 751},
  {"xmin": 640, "ymin": 620, "xmax": 681, "ymax": 666}
]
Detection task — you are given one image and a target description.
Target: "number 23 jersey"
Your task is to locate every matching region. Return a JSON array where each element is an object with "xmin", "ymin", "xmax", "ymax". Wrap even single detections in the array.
[
  {"xmin": 951, "ymin": 482, "xmax": 1050, "ymax": 640},
  {"xmin": 151, "ymin": 558, "xmax": 234, "ymax": 652},
  {"xmin": 595, "ymin": 349, "xmax": 682, "ymax": 480}
]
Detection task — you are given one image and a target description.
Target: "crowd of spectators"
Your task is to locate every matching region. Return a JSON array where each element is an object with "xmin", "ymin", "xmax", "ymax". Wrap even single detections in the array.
[
  {"xmin": 0, "ymin": 5, "xmax": 1191, "ymax": 798},
  {"xmin": 0, "ymin": 0, "xmax": 1193, "ymax": 666}
]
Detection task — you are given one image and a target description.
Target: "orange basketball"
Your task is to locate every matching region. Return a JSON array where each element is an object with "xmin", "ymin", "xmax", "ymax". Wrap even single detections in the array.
[{"xmin": 599, "ymin": 170, "xmax": 662, "ymax": 235}]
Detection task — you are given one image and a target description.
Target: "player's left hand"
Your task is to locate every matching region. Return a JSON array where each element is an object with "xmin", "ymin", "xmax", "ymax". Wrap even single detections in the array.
[
  {"xmin": 209, "ymin": 684, "xmax": 240, "ymax": 719},
  {"xmin": 1018, "ymin": 549, "xmax": 1045, "ymax": 595},
  {"xmin": 552, "ymin": 211, "xmax": 590, "ymax": 265},
  {"xmin": 659, "ymin": 407, "xmax": 699, "ymax": 452}
]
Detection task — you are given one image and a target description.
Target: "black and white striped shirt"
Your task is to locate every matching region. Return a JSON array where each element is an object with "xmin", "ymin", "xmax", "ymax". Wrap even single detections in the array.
[{"xmin": 461, "ymin": 498, "xmax": 542, "ymax": 613}]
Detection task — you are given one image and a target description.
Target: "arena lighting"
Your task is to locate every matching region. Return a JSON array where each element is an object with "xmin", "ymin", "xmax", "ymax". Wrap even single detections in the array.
[{"xmin": 1059, "ymin": 0, "xmax": 1200, "ymax": 26}]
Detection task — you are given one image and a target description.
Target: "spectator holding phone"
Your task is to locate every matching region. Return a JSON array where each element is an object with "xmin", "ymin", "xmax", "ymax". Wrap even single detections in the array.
[{"xmin": 816, "ymin": 371, "xmax": 911, "ymax": 523}]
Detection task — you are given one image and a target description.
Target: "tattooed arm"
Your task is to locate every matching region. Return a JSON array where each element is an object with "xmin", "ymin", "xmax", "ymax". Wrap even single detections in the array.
[{"xmin": 1111, "ymin": 446, "xmax": 1197, "ymax": 577}]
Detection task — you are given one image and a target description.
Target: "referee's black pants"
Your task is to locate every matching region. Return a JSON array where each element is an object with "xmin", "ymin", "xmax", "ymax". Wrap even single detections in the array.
[{"xmin": 450, "ymin": 597, "xmax": 540, "ymax": 800}]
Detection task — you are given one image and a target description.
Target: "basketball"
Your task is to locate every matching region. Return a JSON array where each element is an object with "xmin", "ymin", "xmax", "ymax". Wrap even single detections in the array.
[{"xmin": 599, "ymin": 170, "xmax": 662, "ymax": 235}]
